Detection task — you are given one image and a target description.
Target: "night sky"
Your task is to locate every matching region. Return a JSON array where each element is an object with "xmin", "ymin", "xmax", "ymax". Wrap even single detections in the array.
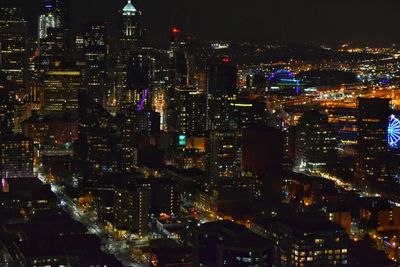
[{"xmin": 24, "ymin": 0, "xmax": 400, "ymax": 44}]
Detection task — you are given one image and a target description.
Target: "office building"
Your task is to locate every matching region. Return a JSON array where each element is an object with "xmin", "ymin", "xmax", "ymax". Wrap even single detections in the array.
[
  {"xmin": 295, "ymin": 110, "xmax": 337, "ymax": 172},
  {"xmin": 21, "ymin": 113, "xmax": 78, "ymax": 146},
  {"xmin": 0, "ymin": 72, "xmax": 15, "ymax": 136},
  {"xmin": 39, "ymin": 27, "xmax": 68, "ymax": 61},
  {"xmin": 123, "ymin": 53, "xmax": 154, "ymax": 110},
  {"xmin": 0, "ymin": 0, "xmax": 27, "ymax": 99},
  {"xmin": 1, "ymin": 134, "xmax": 34, "ymax": 178},
  {"xmin": 119, "ymin": 0, "xmax": 142, "ymax": 49},
  {"xmin": 194, "ymin": 220, "xmax": 274, "ymax": 266},
  {"xmin": 114, "ymin": 186, "xmax": 149, "ymax": 237},
  {"xmin": 38, "ymin": 6, "xmax": 60, "ymax": 40},
  {"xmin": 123, "ymin": 108, "xmax": 160, "ymax": 134},
  {"xmin": 175, "ymin": 87, "xmax": 206, "ymax": 136},
  {"xmin": 264, "ymin": 214, "xmax": 349, "ymax": 267},
  {"xmin": 208, "ymin": 130, "xmax": 242, "ymax": 181},
  {"xmin": 74, "ymin": 92, "xmax": 122, "ymax": 177},
  {"xmin": 41, "ymin": 69, "xmax": 83, "ymax": 113},
  {"xmin": 356, "ymin": 98, "xmax": 390, "ymax": 184},
  {"xmin": 206, "ymin": 57, "xmax": 237, "ymax": 131},
  {"xmin": 137, "ymin": 177, "xmax": 180, "ymax": 216},
  {"xmin": 229, "ymin": 99, "xmax": 268, "ymax": 129},
  {"xmin": 173, "ymin": 49, "xmax": 196, "ymax": 88},
  {"xmin": 41, "ymin": 0, "xmax": 70, "ymax": 29},
  {"xmin": 83, "ymin": 23, "xmax": 108, "ymax": 106}
]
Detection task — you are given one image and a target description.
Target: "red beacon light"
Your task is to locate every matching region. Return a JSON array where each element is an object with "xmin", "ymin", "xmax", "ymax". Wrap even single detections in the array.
[
  {"xmin": 172, "ymin": 27, "xmax": 181, "ymax": 34},
  {"xmin": 222, "ymin": 58, "xmax": 230, "ymax": 63}
]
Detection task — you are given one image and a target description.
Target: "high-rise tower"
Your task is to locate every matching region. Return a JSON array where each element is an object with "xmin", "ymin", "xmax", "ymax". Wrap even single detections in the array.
[
  {"xmin": 38, "ymin": 0, "xmax": 70, "ymax": 57},
  {"xmin": 124, "ymin": 53, "xmax": 154, "ymax": 111},
  {"xmin": 119, "ymin": 0, "xmax": 142, "ymax": 50},
  {"xmin": 41, "ymin": 0, "xmax": 70, "ymax": 30},
  {"xmin": 356, "ymin": 98, "xmax": 391, "ymax": 185},
  {"xmin": 295, "ymin": 110, "xmax": 337, "ymax": 172},
  {"xmin": 84, "ymin": 23, "xmax": 107, "ymax": 106},
  {"xmin": 38, "ymin": 2, "xmax": 60, "ymax": 40},
  {"xmin": 0, "ymin": 0, "xmax": 27, "ymax": 99},
  {"xmin": 206, "ymin": 57, "xmax": 237, "ymax": 131}
]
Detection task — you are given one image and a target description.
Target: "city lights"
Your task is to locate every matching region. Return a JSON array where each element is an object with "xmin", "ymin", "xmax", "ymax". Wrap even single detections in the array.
[{"xmin": 1, "ymin": 0, "xmax": 400, "ymax": 265}]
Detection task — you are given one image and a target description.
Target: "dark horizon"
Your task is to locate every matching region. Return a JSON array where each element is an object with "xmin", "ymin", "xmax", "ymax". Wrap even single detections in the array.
[{"xmin": 22, "ymin": 0, "xmax": 400, "ymax": 44}]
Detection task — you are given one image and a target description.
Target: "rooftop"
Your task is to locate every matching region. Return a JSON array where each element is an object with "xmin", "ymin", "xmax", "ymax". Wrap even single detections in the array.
[
  {"xmin": 200, "ymin": 220, "xmax": 273, "ymax": 250},
  {"xmin": 278, "ymin": 213, "xmax": 345, "ymax": 235},
  {"xmin": 123, "ymin": 0, "xmax": 137, "ymax": 15}
]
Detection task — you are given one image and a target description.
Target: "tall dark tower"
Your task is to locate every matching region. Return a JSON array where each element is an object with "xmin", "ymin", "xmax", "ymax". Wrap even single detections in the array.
[
  {"xmin": 0, "ymin": 0, "xmax": 27, "ymax": 100},
  {"xmin": 0, "ymin": 72, "xmax": 15, "ymax": 137},
  {"xmin": 124, "ymin": 53, "xmax": 154, "ymax": 111},
  {"xmin": 356, "ymin": 98, "xmax": 391, "ymax": 185},
  {"xmin": 206, "ymin": 57, "xmax": 237, "ymax": 131},
  {"xmin": 84, "ymin": 23, "xmax": 107, "ymax": 106},
  {"xmin": 169, "ymin": 27, "xmax": 195, "ymax": 88},
  {"xmin": 119, "ymin": 0, "xmax": 142, "ymax": 50},
  {"xmin": 75, "ymin": 92, "xmax": 122, "ymax": 181},
  {"xmin": 295, "ymin": 110, "xmax": 337, "ymax": 172}
]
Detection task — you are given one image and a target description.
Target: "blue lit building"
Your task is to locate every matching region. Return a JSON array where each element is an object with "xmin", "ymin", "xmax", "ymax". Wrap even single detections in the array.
[{"xmin": 268, "ymin": 69, "xmax": 301, "ymax": 94}]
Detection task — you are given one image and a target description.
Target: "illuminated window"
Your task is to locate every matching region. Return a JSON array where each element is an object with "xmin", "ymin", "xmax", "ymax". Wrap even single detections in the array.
[{"xmin": 315, "ymin": 239, "xmax": 324, "ymax": 244}]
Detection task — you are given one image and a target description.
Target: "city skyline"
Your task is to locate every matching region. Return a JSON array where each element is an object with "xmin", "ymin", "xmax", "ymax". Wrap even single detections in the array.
[
  {"xmin": 1, "ymin": 0, "xmax": 400, "ymax": 266},
  {"xmin": 21, "ymin": 0, "xmax": 400, "ymax": 44}
]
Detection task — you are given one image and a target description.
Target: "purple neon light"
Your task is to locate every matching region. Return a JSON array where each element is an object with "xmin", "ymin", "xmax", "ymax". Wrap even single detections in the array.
[
  {"xmin": 137, "ymin": 89, "xmax": 149, "ymax": 111},
  {"xmin": 268, "ymin": 69, "xmax": 295, "ymax": 81}
]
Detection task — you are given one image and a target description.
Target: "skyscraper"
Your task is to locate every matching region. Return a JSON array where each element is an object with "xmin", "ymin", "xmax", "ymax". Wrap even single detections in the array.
[
  {"xmin": 114, "ymin": 185, "xmax": 149, "ymax": 237},
  {"xmin": 41, "ymin": 0, "xmax": 70, "ymax": 30},
  {"xmin": 41, "ymin": 69, "xmax": 83, "ymax": 113},
  {"xmin": 38, "ymin": 5, "xmax": 60, "ymax": 40},
  {"xmin": 38, "ymin": 0, "xmax": 70, "ymax": 59},
  {"xmin": 356, "ymin": 98, "xmax": 390, "ymax": 184},
  {"xmin": 124, "ymin": 53, "xmax": 154, "ymax": 110},
  {"xmin": 206, "ymin": 57, "xmax": 237, "ymax": 131},
  {"xmin": 135, "ymin": 177, "xmax": 181, "ymax": 216},
  {"xmin": 39, "ymin": 27, "xmax": 68, "ymax": 61},
  {"xmin": 121, "ymin": 108, "xmax": 160, "ymax": 172},
  {"xmin": 83, "ymin": 23, "xmax": 107, "ymax": 106},
  {"xmin": 0, "ymin": 72, "xmax": 15, "ymax": 137},
  {"xmin": 1, "ymin": 134, "xmax": 34, "ymax": 178},
  {"xmin": 119, "ymin": 0, "xmax": 142, "ymax": 50},
  {"xmin": 112, "ymin": 1, "xmax": 144, "ymax": 111},
  {"xmin": 295, "ymin": 110, "xmax": 337, "ymax": 172},
  {"xmin": 228, "ymin": 99, "xmax": 269, "ymax": 129},
  {"xmin": 173, "ymin": 47, "xmax": 196, "ymax": 88},
  {"xmin": 122, "ymin": 109, "xmax": 160, "ymax": 134},
  {"xmin": 0, "ymin": 0, "xmax": 27, "ymax": 99},
  {"xmin": 175, "ymin": 87, "xmax": 206, "ymax": 137},
  {"xmin": 74, "ymin": 92, "xmax": 122, "ymax": 179},
  {"xmin": 208, "ymin": 130, "xmax": 242, "ymax": 181}
]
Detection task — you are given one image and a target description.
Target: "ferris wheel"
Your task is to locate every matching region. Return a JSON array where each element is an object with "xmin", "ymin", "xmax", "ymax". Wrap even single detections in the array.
[{"xmin": 388, "ymin": 114, "xmax": 400, "ymax": 148}]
